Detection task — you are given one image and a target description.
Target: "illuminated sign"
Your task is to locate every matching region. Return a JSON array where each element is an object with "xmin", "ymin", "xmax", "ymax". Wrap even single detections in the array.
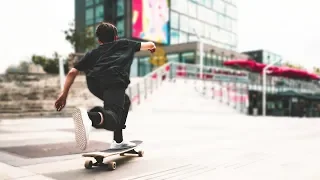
[{"xmin": 132, "ymin": 0, "xmax": 170, "ymax": 44}]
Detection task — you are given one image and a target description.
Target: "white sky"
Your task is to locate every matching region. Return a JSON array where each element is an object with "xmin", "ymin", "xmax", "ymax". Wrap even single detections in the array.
[{"xmin": 0, "ymin": 0, "xmax": 319, "ymax": 73}]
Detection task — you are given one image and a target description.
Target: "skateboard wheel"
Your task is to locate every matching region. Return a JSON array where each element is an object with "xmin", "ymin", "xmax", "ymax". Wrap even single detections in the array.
[
  {"xmin": 138, "ymin": 150, "xmax": 144, "ymax": 157},
  {"xmin": 120, "ymin": 153, "xmax": 125, "ymax": 156},
  {"xmin": 108, "ymin": 162, "xmax": 116, "ymax": 170},
  {"xmin": 84, "ymin": 160, "xmax": 93, "ymax": 169}
]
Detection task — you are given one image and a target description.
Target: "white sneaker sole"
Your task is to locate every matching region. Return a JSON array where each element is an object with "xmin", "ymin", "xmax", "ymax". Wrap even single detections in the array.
[{"xmin": 72, "ymin": 108, "xmax": 88, "ymax": 150}]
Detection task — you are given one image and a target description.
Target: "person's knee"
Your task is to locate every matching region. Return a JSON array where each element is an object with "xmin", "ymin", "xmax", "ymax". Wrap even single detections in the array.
[
  {"xmin": 88, "ymin": 106, "xmax": 104, "ymax": 129},
  {"xmin": 102, "ymin": 109, "xmax": 121, "ymax": 131},
  {"xmin": 88, "ymin": 106, "xmax": 121, "ymax": 130}
]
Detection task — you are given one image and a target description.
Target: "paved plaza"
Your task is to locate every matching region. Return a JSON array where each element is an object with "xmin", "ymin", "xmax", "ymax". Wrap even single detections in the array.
[{"xmin": 1, "ymin": 81, "xmax": 320, "ymax": 180}]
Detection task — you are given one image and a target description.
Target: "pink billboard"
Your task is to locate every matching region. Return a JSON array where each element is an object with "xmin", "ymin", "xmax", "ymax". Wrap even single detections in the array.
[{"xmin": 132, "ymin": 0, "xmax": 170, "ymax": 44}]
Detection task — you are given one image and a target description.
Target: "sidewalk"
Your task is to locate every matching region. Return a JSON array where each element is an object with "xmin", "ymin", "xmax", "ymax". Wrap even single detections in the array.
[{"xmin": 0, "ymin": 162, "xmax": 55, "ymax": 180}]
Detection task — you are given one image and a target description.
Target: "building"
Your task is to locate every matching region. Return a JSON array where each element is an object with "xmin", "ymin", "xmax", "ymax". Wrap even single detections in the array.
[
  {"xmin": 242, "ymin": 49, "xmax": 283, "ymax": 66},
  {"xmin": 170, "ymin": 0, "xmax": 237, "ymax": 51},
  {"xmin": 75, "ymin": 0, "xmax": 241, "ymax": 76}
]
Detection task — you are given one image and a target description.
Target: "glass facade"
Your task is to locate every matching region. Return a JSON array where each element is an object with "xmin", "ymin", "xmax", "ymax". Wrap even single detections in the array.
[
  {"xmin": 170, "ymin": 0, "xmax": 237, "ymax": 51},
  {"xmin": 85, "ymin": 0, "xmax": 104, "ymax": 27},
  {"xmin": 116, "ymin": 0, "xmax": 125, "ymax": 38}
]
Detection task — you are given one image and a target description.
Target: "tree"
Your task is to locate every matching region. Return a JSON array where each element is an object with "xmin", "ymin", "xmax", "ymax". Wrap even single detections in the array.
[
  {"xmin": 5, "ymin": 65, "xmax": 19, "ymax": 74},
  {"xmin": 64, "ymin": 21, "xmax": 96, "ymax": 52},
  {"xmin": 5, "ymin": 61, "xmax": 30, "ymax": 74},
  {"xmin": 31, "ymin": 52, "xmax": 69, "ymax": 74}
]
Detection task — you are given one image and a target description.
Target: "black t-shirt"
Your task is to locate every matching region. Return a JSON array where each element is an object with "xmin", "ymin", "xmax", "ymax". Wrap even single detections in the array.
[{"xmin": 74, "ymin": 39, "xmax": 141, "ymax": 86}]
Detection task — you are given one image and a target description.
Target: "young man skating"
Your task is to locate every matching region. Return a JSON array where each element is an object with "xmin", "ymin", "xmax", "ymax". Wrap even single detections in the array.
[{"xmin": 54, "ymin": 22, "xmax": 156, "ymax": 150}]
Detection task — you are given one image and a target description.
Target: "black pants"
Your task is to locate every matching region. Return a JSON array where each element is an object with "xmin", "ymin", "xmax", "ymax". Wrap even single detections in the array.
[{"xmin": 86, "ymin": 77, "xmax": 131, "ymax": 143}]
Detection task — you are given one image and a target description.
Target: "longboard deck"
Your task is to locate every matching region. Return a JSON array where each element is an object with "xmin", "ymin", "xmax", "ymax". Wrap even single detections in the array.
[
  {"xmin": 82, "ymin": 140, "xmax": 143, "ymax": 158},
  {"xmin": 82, "ymin": 140, "xmax": 143, "ymax": 170}
]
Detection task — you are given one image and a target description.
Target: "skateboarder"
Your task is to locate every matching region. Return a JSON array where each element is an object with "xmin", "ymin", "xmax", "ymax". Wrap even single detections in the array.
[{"xmin": 54, "ymin": 22, "xmax": 156, "ymax": 151}]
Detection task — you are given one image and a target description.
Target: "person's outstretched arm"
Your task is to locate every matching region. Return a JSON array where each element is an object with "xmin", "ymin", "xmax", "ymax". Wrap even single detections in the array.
[
  {"xmin": 55, "ymin": 68, "xmax": 79, "ymax": 111},
  {"xmin": 140, "ymin": 42, "xmax": 156, "ymax": 52},
  {"xmin": 55, "ymin": 51, "xmax": 92, "ymax": 111}
]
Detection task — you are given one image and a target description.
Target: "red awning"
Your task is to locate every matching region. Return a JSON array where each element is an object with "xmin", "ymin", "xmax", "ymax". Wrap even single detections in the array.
[{"xmin": 223, "ymin": 59, "xmax": 320, "ymax": 80}]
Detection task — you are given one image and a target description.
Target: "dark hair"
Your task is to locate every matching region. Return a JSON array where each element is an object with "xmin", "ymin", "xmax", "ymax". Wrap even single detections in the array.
[{"xmin": 95, "ymin": 22, "xmax": 118, "ymax": 43}]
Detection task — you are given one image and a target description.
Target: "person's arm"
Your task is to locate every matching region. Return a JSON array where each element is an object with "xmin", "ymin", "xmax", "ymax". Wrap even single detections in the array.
[{"xmin": 61, "ymin": 68, "xmax": 79, "ymax": 96}]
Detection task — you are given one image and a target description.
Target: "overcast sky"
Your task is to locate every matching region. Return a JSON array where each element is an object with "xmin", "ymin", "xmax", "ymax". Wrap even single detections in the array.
[{"xmin": 0, "ymin": 0, "xmax": 319, "ymax": 73}]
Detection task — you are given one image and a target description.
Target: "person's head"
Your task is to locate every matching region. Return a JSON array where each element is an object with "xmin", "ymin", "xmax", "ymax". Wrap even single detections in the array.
[{"xmin": 95, "ymin": 22, "xmax": 118, "ymax": 44}]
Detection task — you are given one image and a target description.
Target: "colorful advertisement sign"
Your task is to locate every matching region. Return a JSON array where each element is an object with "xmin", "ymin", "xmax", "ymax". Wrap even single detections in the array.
[{"xmin": 132, "ymin": 0, "xmax": 170, "ymax": 44}]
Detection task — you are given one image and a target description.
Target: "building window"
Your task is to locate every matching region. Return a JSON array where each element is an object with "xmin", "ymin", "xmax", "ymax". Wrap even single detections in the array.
[
  {"xmin": 205, "ymin": 24, "xmax": 211, "ymax": 39},
  {"xmin": 226, "ymin": 5, "xmax": 237, "ymax": 18},
  {"xmin": 170, "ymin": 11, "xmax": 179, "ymax": 29},
  {"xmin": 167, "ymin": 54, "xmax": 180, "ymax": 62},
  {"xmin": 179, "ymin": 31, "xmax": 188, "ymax": 43},
  {"xmin": 181, "ymin": 52, "xmax": 195, "ymax": 64},
  {"xmin": 218, "ymin": 14, "xmax": 228, "ymax": 30},
  {"xmin": 192, "ymin": 20, "xmax": 203, "ymax": 36},
  {"xmin": 117, "ymin": 0, "xmax": 124, "ymax": 17},
  {"xmin": 232, "ymin": 20, "xmax": 237, "ymax": 33},
  {"xmin": 116, "ymin": 18, "xmax": 125, "ymax": 37},
  {"xmin": 210, "ymin": 11, "xmax": 217, "ymax": 25},
  {"xmin": 204, "ymin": 0, "xmax": 212, "ymax": 8},
  {"xmin": 199, "ymin": 21, "xmax": 205, "ymax": 37},
  {"xmin": 197, "ymin": 6, "xmax": 206, "ymax": 22},
  {"xmin": 188, "ymin": 1, "xmax": 197, "ymax": 18},
  {"xmin": 213, "ymin": 0, "xmax": 224, "ymax": 13},
  {"xmin": 171, "ymin": 0, "xmax": 187, "ymax": 13},
  {"xmin": 170, "ymin": 30, "xmax": 179, "ymax": 44},
  {"xmin": 85, "ymin": 8, "xmax": 94, "ymax": 25},
  {"xmin": 188, "ymin": 34, "xmax": 197, "ymax": 42},
  {"xmin": 95, "ymin": 0, "xmax": 103, "ymax": 4},
  {"xmin": 95, "ymin": 5, "xmax": 104, "ymax": 23},
  {"xmin": 86, "ymin": 0, "xmax": 94, "ymax": 7},
  {"xmin": 188, "ymin": 18, "xmax": 195, "ymax": 34},
  {"xmin": 179, "ymin": 15, "xmax": 189, "ymax": 32},
  {"xmin": 210, "ymin": 26, "xmax": 218, "ymax": 41}
]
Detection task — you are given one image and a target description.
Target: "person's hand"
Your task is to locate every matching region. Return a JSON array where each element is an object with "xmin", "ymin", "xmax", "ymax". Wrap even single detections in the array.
[
  {"xmin": 55, "ymin": 92, "xmax": 67, "ymax": 111},
  {"xmin": 148, "ymin": 47, "xmax": 156, "ymax": 53}
]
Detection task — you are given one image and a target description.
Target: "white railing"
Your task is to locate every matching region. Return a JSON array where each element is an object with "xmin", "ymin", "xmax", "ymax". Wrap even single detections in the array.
[
  {"xmin": 126, "ymin": 62, "xmax": 249, "ymax": 113},
  {"xmin": 126, "ymin": 62, "xmax": 171, "ymax": 110},
  {"xmin": 126, "ymin": 62, "xmax": 320, "ymax": 114}
]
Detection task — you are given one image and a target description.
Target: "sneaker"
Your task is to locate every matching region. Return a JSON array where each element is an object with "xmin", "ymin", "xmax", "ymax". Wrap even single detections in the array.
[
  {"xmin": 109, "ymin": 140, "xmax": 136, "ymax": 150},
  {"xmin": 72, "ymin": 107, "xmax": 92, "ymax": 150}
]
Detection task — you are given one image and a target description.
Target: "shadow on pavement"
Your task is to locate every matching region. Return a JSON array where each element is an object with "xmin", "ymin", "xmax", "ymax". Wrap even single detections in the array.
[{"xmin": 46, "ymin": 156, "xmax": 137, "ymax": 180}]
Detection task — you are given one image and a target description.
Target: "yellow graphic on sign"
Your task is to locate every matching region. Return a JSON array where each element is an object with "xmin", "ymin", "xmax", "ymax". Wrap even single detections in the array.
[
  {"xmin": 149, "ymin": 46, "xmax": 167, "ymax": 66},
  {"xmin": 283, "ymin": 62, "xmax": 304, "ymax": 70},
  {"xmin": 313, "ymin": 67, "xmax": 320, "ymax": 75}
]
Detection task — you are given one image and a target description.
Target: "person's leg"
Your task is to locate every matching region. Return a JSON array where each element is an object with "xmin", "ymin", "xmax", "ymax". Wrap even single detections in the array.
[
  {"xmin": 113, "ymin": 94, "xmax": 131, "ymax": 143},
  {"xmin": 100, "ymin": 87, "xmax": 135, "ymax": 149}
]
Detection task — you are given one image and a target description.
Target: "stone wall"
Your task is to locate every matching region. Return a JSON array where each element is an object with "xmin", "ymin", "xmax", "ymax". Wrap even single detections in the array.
[{"xmin": 0, "ymin": 74, "xmax": 102, "ymax": 118}]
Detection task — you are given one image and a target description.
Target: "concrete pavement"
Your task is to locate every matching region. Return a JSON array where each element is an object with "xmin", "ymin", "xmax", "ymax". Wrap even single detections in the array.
[{"xmin": 1, "ymin": 80, "xmax": 320, "ymax": 179}]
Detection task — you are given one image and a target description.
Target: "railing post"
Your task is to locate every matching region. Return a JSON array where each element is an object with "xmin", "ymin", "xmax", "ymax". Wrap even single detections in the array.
[
  {"xmin": 137, "ymin": 83, "xmax": 140, "ymax": 105},
  {"xmin": 144, "ymin": 77, "xmax": 147, "ymax": 99}
]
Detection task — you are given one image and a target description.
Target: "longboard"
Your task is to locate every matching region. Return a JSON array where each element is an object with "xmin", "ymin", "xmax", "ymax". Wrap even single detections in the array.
[{"xmin": 82, "ymin": 140, "xmax": 143, "ymax": 170}]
